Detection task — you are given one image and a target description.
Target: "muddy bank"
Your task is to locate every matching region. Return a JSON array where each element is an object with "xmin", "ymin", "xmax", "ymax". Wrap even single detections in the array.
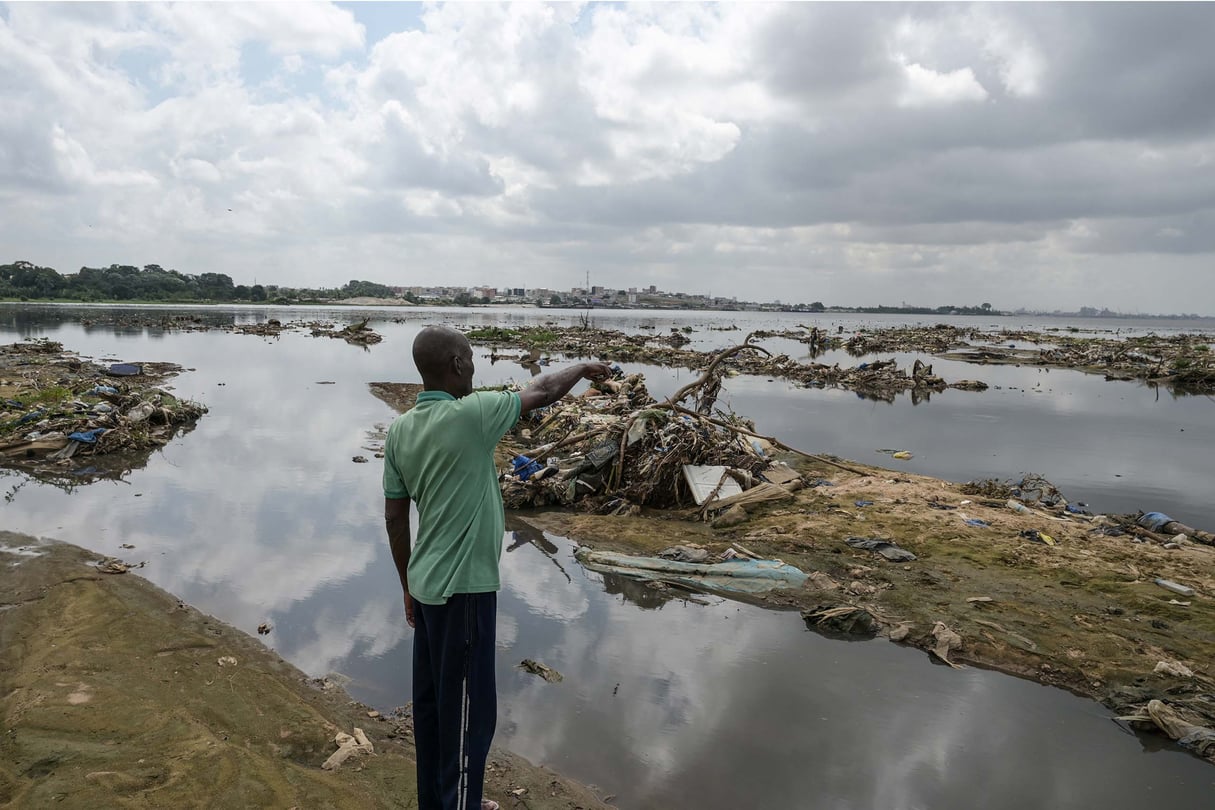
[{"xmin": 0, "ymin": 532, "xmax": 609, "ymax": 809}]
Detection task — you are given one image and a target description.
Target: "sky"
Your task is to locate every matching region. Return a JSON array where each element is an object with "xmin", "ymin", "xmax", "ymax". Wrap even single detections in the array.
[{"xmin": 2, "ymin": 1, "xmax": 1214, "ymax": 314}]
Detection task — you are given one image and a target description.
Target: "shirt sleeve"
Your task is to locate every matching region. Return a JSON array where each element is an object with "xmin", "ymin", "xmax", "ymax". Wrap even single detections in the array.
[
  {"xmin": 383, "ymin": 447, "xmax": 410, "ymax": 500},
  {"xmin": 477, "ymin": 390, "xmax": 522, "ymax": 450}
]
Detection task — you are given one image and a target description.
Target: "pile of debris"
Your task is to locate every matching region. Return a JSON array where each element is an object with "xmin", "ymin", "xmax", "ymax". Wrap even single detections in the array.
[
  {"xmin": 844, "ymin": 324, "xmax": 983, "ymax": 356},
  {"xmin": 311, "ymin": 317, "xmax": 384, "ymax": 347},
  {"xmin": 498, "ymin": 342, "xmax": 838, "ymax": 521},
  {"xmin": 467, "ymin": 326, "xmax": 988, "ymax": 402},
  {"xmin": 960, "ymin": 473, "xmax": 1215, "ymax": 548},
  {"xmin": 0, "ymin": 339, "xmax": 207, "ymax": 481},
  {"xmin": 941, "ymin": 330, "xmax": 1215, "ymax": 394},
  {"xmin": 77, "ymin": 312, "xmax": 386, "ymax": 348}
]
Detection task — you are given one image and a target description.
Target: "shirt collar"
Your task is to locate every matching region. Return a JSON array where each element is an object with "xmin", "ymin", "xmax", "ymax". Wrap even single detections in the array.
[{"xmin": 417, "ymin": 390, "xmax": 457, "ymax": 403}]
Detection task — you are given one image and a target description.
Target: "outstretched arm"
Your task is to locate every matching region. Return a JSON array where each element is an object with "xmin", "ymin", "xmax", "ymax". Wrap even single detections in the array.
[
  {"xmin": 518, "ymin": 361, "xmax": 613, "ymax": 414},
  {"xmin": 384, "ymin": 497, "xmax": 415, "ymax": 628}
]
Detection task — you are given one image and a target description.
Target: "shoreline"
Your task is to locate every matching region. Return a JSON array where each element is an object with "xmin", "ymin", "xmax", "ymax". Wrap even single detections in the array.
[
  {"xmin": 0, "ymin": 532, "xmax": 609, "ymax": 808},
  {"xmin": 5, "ymin": 300, "xmax": 1213, "ymax": 320}
]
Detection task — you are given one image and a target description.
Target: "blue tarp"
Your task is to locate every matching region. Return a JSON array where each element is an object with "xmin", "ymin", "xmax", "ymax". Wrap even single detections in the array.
[
  {"xmin": 575, "ymin": 549, "xmax": 808, "ymax": 595},
  {"xmin": 107, "ymin": 363, "xmax": 142, "ymax": 376},
  {"xmin": 67, "ymin": 428, "xmax": 107, "ymax": 444},
  {"xmin": 1138, "ymin": 512, "xmax": 1174, "ymax": 533}
]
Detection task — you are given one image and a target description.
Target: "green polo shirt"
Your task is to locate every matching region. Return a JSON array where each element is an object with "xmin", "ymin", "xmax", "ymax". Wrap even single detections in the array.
[{"xmin": 383, "ymin": 389, "xmax": 521, "ymax": 605}]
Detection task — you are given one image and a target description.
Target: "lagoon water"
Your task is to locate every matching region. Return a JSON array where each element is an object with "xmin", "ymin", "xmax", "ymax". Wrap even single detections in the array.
[{"xmin": 3, "ymin": 304, "xmax": 1213, "ymax": 808}]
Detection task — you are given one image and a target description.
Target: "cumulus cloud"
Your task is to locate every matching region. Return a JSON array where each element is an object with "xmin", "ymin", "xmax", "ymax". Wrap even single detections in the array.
[{"xmin": 1, "ymin": 1, "xmax": 1213, "ymax": 312}]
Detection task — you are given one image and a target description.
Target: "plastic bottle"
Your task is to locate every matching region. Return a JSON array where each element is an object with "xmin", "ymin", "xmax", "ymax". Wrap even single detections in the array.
[{"xmin": 1007, "ymin": 499, "xmax": 1032, "ymax": 515}]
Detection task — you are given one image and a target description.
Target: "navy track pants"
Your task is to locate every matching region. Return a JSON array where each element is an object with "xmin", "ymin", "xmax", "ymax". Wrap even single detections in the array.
[{"xmin": 413, "ymin": 592, "xmax": 497, "ymax": 810}]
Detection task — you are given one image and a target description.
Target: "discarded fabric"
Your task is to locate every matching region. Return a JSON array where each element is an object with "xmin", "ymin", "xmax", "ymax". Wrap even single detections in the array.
[
  {"xmin": 802, "ymin": 605, "xmax": 878, "ymax": 638},
  {"xmin": 1018, "ymin": 529, "xmax": 1056, "ymax": 546},
  {"xmin": 964, "ymin": 518, "xmax": 991, "ymax": 528},
  {"xmin": 67, "ymin": 428, "xmax": 107, "ymax": 444},
  {"xmin": 845, "ymin": 537, "xmax": 917, "ymax": 562},
  {"xmin": 107, "ymin": 363, "xmax": 143, "ymax": 376},
  {"xmin": 576, "ymin": 548, "xmax": 807, "ymax": 595},
  {"xmin": 657, "ymin": 544, "xmax": 711, "ymax": 563},
  {"xmin": 15, "ymin": 410, "xmax": 43, "ymax": 425},
  {"xmin": 1145, "ymin": 700, "xmax": 1215, "ymax": 759},
  {"xmin": 854, "ymin": 500, "xmax": 874, "ymax": 508},
  {"xmin": 1138, "ymin": 512, "xmax": 1173, "ymax": 533}
]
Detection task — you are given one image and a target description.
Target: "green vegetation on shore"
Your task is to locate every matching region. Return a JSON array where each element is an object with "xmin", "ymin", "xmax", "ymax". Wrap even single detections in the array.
[{"xmin": 0, "ymin": 260, "xmax": 396, "ymax": 305}]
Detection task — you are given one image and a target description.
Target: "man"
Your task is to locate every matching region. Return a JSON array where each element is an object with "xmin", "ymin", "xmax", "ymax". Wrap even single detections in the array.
[{"xmin": 383, "ymin": 325, "xmax": 611, "ymax": 810}]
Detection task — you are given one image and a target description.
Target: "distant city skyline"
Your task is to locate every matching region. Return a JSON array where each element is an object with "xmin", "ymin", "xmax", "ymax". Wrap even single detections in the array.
[{"xmin": 2, "ymin": 3, "xmax": 1214, "ymax": 314}]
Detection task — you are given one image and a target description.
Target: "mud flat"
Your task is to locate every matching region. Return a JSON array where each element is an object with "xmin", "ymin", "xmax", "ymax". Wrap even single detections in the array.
[{"xmin": 0, "ymin": 532, "xmax": 609, "ymax": 809}]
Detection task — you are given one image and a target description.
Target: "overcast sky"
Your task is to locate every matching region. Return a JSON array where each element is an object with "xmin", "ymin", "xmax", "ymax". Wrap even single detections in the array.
[{"xmin": 2, "ymin": 2, "xmax": 1214, "ymax": 313}]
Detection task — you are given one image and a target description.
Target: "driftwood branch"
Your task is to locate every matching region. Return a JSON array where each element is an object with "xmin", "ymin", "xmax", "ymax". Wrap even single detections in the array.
[
  {"xmin": 607, "ymin": 338, "xmax": 870, "ymax": 488},
  {"xmin": 668, "ymin": 335, "xmax": 771, "ymax": 406}
]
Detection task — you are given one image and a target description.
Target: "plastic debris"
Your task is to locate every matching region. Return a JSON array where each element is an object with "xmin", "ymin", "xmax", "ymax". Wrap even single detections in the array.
[
  {"xmin": 1154, "ymin": 660, "xmax": 1194, "ymax": 678},
  {"xmin": 511, "ymin": 454, "xmax": 545, "ymax": 481},
  {"xmin": 322, "ymin": 727, "xmax": 375, "ymax": 770},
  {"xmin": 67, "ymin": 428, "xmax": 108, "ymax": 444},
  {"xmin": 1154, "ymin": 578, "xmax": 1195, "ymax": 597},
  {"xmin": 683, "ymin": 465, "xmax": 744, "ymax": 506},
  {"xmin": 930, "ymin": 622, "xmax": 964, "ymax": 668},
  {"xmin": 1144, "ymin": 701, "xmax": 1215, "ymax": 758},
  {"xmin": 1017, "ymin": 529, "xmax": 1056, "ymax": 546},
  {"xmin": 517, "ymin": 659, "xmax": 563, "ymax": 683}
]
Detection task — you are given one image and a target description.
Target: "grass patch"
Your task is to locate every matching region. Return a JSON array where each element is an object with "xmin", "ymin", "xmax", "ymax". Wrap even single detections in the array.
[
  {"xmin": 465, "ymin": 326, "xmax": 519, "ymax": 341},
  {"xmin": 20, "ymin": 386, "xmax": 74, "ymax": 406},
  {"xmin": 523, "ymin": 328, "xmax": 559, "ymax": 347}
]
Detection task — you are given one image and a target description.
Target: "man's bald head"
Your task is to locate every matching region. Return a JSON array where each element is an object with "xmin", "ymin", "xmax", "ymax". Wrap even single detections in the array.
[{"xmin": 413, "ymin": 325, "xmax": 474, "ymax": 395}]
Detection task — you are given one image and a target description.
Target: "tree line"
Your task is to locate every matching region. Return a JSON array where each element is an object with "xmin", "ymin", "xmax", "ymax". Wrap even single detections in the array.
[{"xmin": 0, "ymin": 261, "xmax": 397, "ymax": 304}]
